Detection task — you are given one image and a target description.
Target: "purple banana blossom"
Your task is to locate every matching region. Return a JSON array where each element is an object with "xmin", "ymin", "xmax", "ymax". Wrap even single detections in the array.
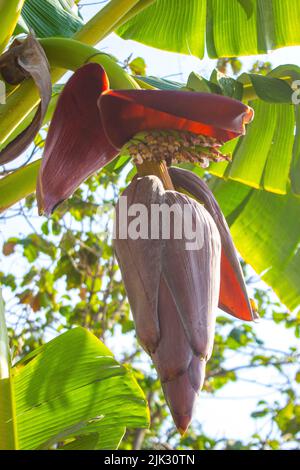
[
  {"xmin": 33, "ymin": 63, "xmax": 257, "ymax": 433},
  {"xmin": 114, "ymin": 175, "xmax": 221, "ymax": 433},
  {"xmin": 168, "ymin": 166, "xmax": 259, "ymax": 322}
]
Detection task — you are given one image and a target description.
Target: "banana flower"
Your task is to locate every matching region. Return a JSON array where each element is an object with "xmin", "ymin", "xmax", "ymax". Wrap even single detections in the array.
[
  {"xmin": 35, "ymin": 63, "xmax": 256, "ymax": 433},
  {"xmin": 37, "ymin": 63, "xmax": 253, "ymax": 215}
]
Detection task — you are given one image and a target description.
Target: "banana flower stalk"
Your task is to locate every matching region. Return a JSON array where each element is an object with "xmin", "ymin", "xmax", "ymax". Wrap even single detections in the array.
[
  {"xmin": 34, "ymin": 62, "xmax": 256, "ymax": 432},
  {"xmin": 0, "ymin": 34, "xmax": 51, "ymax": 164}
]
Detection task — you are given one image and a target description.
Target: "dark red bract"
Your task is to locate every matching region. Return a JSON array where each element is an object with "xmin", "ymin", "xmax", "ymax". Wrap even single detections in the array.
[
  {"xmin": 36, "ymin": 63, "xmax": 257, "ymax": 433},
  {"xmin": 99, "ymin": 89, "xmax": 253, "ymax": 149},
  {"xmin": 37, "ymin": 63, "xmax": 117, "ymax": 216},
  {"xmin": 37, "ymin": 63, "xmax": 253, "ymax": 215}
]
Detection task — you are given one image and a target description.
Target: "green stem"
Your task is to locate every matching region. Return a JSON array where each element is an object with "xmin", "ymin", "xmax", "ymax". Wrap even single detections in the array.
[
  {"xmin": 40, "ymin": 38, "xmax": 139, "ymax": 89},
  {"xmin": 75, "ymin": 0, "xmax": 141, "ymax": 45},
  {"xmin": 0, "ymin": 69, "xmax": 62, "ymax": 146},
  {"xmin": 0, "ymin": 0, "xmax": 25, "ymax": 54},
  {"xmin": 0, "ymin": 290, "xmax": 18, "ymax": 450},
  {"xmin": 137, "ymin": 160, "xmax": 175, "ymax": 190},
  {"xmin": 0, "ymin": 90, "xmax": 59, "ymax": 152},
  {"xmin": 105, "ymin": 0, "xmax": 156, "ymax": 37},
  {"xmin": 0, "ymin": 160, "xmax": 41, "ymax": 212}
]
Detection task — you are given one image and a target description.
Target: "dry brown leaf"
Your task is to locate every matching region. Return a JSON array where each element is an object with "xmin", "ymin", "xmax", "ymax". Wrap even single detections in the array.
[{"xmin": 0, "ymin": 34, "xmax": 52, "ymax": 165}]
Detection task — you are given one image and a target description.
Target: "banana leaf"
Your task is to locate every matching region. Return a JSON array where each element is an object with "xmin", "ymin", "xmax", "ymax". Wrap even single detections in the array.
[
  {"xmin": 117, "ymin": 0, "xmax": 300, "ymax": 59},
  {"xmin": 0, "ymin": 296, "xmax": 149, "ymax": 450}
]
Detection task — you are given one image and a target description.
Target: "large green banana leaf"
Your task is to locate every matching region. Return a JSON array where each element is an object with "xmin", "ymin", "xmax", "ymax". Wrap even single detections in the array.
[
  {"xmin": 207, "ymin": 66, "xmax": 300, "ymax": 196},
  {"xmin": 117, "ymin": 0, "xmax": 300, "ymax": 59},
  {"xmin": 0, "ymin": 294, "xmax": 149, "ymax": 450},
  {"xmin": 212, "ymin": 100, "xmax": 296, "ymax": 195}
]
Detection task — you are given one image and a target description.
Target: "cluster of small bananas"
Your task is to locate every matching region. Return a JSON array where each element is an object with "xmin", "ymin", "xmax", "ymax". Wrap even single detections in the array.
[{"xmin": 126, "ymin": 130, "xmax": 231, "ymax": 168}]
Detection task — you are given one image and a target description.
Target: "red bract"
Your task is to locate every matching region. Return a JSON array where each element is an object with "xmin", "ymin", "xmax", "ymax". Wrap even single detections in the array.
[
  {"xmin": 168, "ymin": 166, "xmax": 258, "ymax": 322},
  {"xmin": 99, "ymin": 88, "xmax": 253, "ymax": 148},
  {"xmin": 0, "ymin": 34, "xmax": 52, "ymax": 165},
  {"xmin": 37, "ymin": 63, "xmax": 254, "ymax": 215},
  {"xmin": 37, "ymin": 63, "xmax": 118, "ymax": 216}
]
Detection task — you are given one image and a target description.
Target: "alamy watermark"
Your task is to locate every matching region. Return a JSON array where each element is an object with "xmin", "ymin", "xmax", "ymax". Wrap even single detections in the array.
[{"xmin": 113, "ymin": 196, "xmax": 206, "ymax": 251}]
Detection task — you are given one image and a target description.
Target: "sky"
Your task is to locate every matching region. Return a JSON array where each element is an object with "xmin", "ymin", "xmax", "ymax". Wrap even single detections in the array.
[{"xmin": 1, "ymin": 0, "xmax": 300, "ymax": 445}]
